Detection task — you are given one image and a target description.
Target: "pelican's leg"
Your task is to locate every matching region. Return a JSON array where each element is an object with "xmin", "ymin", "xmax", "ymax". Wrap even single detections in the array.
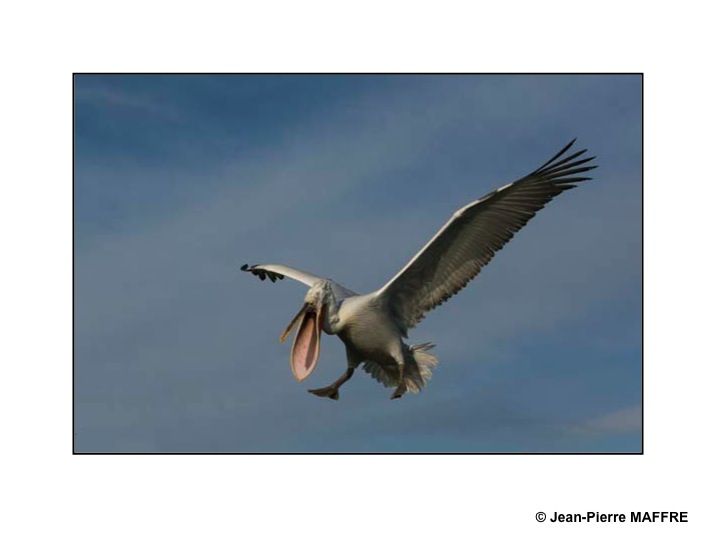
[
  {"xmin": 391, "ymin": 381, "xmax": 407, "ymax": 400},
  {"xmin": 308, "ymin": 368, "xmax": 355, "ymax": 400},
  {"xmin": 390, "ymin": 362, "xmax": 407, "ymax": 400}
]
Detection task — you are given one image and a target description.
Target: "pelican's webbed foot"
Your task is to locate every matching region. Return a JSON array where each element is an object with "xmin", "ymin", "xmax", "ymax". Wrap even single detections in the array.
[
  {"xmin": 308, "ymin": 386, "xmax": 340, "ymax": 400},
  {"xmin": 308, "ymin": 368, "xmax": 354, "ymax": 400},
  {"xmin": 390, "ymin": 381, "xmax": 407, "ymax": 400}
]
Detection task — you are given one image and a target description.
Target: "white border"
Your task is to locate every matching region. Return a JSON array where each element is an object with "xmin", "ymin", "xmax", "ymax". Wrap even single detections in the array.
[{"xmin": 3, "ymin": 1, "xmax": 718, "ymax": 537}]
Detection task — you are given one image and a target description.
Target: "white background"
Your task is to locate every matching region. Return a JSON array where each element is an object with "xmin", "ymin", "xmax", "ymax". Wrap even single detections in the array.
[{"xmin": 1, "ymin": 1, "xmax": 718, "ymax": 538}]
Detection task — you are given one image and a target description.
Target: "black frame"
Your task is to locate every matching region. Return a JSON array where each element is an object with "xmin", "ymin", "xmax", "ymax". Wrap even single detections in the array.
[{"xmin": 73, "ymin": 72, "xmax": 643, "ymax": 455}]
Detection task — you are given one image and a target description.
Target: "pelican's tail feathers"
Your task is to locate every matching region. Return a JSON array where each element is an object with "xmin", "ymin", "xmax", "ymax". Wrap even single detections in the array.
[
  {"xmin": 362, "ymin": 343, "xmax": 439, "ymax": 393},
  {"xmin": 404, "ymin": 342, "xmax": 438, "ymax": 394}
]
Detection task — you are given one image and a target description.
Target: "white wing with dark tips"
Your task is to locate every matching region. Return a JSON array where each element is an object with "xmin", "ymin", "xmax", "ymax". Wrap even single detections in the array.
[
  {"xmin": 374, "ymin": 139, "xmax": 597, "ymax": 335},
  {"xmin": 241, "ymin": 263, "xmax": 357, "ymax": 298},
  {"xmin": 241, "ymin": 263, "xmax": 323, "ymax": 286}
]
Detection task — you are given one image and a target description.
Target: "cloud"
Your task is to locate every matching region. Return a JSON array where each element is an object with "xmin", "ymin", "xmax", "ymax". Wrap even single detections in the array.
[
  {"xmin": 569, "ymin": 405, "xmax": 642, "ymax": 435},
  {"xmin": 75, "ymin": 82, "xmax": 181, "ymax": 120}
]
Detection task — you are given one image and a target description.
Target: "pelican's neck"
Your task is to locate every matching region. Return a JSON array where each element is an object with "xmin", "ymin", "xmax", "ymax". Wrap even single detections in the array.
[{"xmin": 322, "ymin": 286, "xmax": 342, "ymax": 335}]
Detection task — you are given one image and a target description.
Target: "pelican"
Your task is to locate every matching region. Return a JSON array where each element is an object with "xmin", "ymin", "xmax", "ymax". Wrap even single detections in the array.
[{"xmin": 242, "ymin": 139, "xmax": 596, "ymax": 400}]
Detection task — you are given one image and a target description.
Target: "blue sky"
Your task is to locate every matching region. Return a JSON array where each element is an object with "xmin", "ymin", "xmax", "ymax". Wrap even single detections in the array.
[{"xmin": 74, "ymin": 74, "xmax": 641, "ymax": 452}]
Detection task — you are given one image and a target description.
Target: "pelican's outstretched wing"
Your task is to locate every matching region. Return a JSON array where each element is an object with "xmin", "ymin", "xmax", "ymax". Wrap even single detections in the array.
[
  {"xmin": 374, "ymin": 139, "xmax": 596, "ymax": 335},
  {"xmin": 242, "ymin": 263, "xmax": 358, "ymax": 298},
  {"xmin": 241, "ymin": 264, "xmax": 323, "ymax": 287}
]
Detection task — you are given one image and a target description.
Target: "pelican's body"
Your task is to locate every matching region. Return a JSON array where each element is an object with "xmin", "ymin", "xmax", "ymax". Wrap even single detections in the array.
[
  {"xmin": 332, "ymin": 293, "xmax": 419, "ymax": 389},
  {"xmin": 242, "ymin": 140, "xmax": 596, "ymax": 400},
  {"xmin": 332, "ymin": 294, "xmax": 391, "ymax": 351}
]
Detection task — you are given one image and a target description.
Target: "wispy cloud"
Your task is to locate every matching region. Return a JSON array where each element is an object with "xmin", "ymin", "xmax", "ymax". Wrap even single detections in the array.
[
  {"xmin": 75, "ymin": 83, "xmax": 181, "ymax": 120},
  {"xmin": 569, "ymin": 405, "xmax": 642, "ymax": 435}
]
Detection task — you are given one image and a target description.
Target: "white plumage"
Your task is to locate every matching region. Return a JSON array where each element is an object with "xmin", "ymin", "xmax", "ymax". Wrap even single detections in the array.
[{"xmin": 242, "ymin": 139, "xmax": 596, "ymax": 400}]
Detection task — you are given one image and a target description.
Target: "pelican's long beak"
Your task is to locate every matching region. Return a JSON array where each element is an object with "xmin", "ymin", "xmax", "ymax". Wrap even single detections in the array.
[
  {"xmin": 280, "ymin": 303, "xmax": 324, "ymax": 382},
  {"xmin": 280, "ymin": 303, "xmax": 309, "ymax": 344}
]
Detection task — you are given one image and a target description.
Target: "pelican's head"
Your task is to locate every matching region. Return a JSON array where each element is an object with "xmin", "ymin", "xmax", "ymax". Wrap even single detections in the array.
[{"xmin": 279, "ymin": 281, "xmax": 331, "ymax": 381}]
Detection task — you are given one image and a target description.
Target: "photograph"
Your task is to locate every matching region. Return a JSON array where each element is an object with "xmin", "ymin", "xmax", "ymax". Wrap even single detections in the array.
[
  {"xmin": 73, "ymin": 74, "xmax": 642, "ymax": 453},
  {"xmin": 6, "ymin": 1, "xmax": 719, "ymax": 537}
]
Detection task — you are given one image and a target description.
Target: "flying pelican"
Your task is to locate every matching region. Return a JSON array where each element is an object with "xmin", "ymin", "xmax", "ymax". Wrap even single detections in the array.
[{"xmin": 242, "ymin": 139, "xmax": 596, "ymax": 400}]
